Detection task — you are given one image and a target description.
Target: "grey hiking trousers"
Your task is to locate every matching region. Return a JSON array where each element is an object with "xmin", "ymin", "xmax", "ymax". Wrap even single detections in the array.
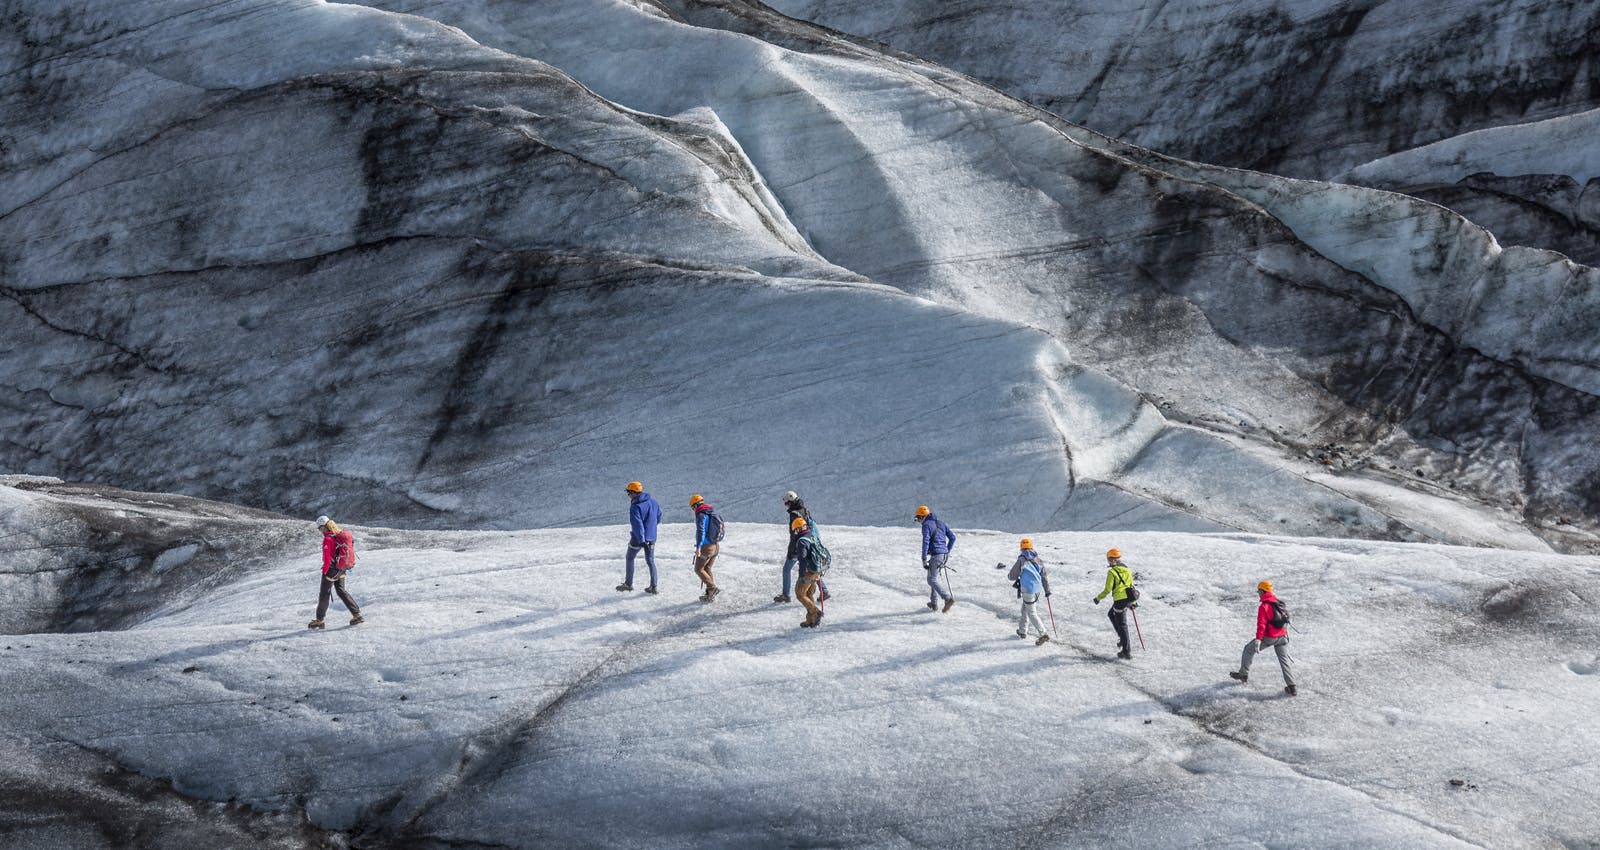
[
  {"xmin": 925, "ymin": 553, "xmax": 952, "ymax": 602},
  {"xmin": 1240, "ymin": 636, "xmax": 1296, "ymax": 687},
  {"xmin": 1019, "ymin": 591, "xmax": 1048, "ymax": 636}
]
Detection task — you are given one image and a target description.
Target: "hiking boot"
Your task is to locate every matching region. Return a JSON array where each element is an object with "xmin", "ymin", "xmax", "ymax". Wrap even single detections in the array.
[
  {"xmin": 1229, "ymin": 671, "xmax": 1248, "ymax": 683},
  {"xmin": 1016, "ymin": 629, "xmax": 1027, "ymax": 638},
  {"xmin": 1036, "ymin": 634, "xmax": 1051, "ymax": 646},
  {"xmin": 644, "ymin": 586, "xmax": 658, "ymax": 594},
  {"xmin": 1285, "ymin": 685, "xmax": 1298, "ymax": 697},
  {"xmin": 800, "ymin": 619, "xmax": 814, "ymax": 628},
  {"xmin": 1117, "ymin": 648, "xmax": 1132, "ymax": 660},
  {"xmin": 706, "ymin": 586, "xmax": 720, "ymax": 601},
  {"xmin": 615, "ymin": 583, "xmax": 633, "ymax": 592},
  {"xmin": 349, "ymin": 613, "xmax": 365, "ymax": 626},
  {"xmin": 942, "ymin": 598, "xmax": 956, "ymax": 613},
  {"xmin": 773, "ymin": 594, "xmax": 790, "ymax": 603},
  {"xmin": 306, "ymin": 619, "xmax": 325, "ymax": 630},
  {"xmin": 926, "ymin": 601, "xmax": 938, "ymax": 611}
]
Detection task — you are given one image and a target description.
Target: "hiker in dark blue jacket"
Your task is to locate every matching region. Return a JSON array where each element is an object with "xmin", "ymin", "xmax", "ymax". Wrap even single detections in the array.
[
  {"xmin": 619, "ymin": 481, "xmax": 661, "ymax": 593},
  {"xmin": 916, "ymin": 505, "xmax": 956, "ymax": 612}
]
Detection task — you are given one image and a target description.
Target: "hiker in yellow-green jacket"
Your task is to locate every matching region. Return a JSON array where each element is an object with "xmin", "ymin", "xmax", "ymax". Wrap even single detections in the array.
[{"xmin": 1092, "ymin": 548, "xmax": 1137, "ymax": 660}]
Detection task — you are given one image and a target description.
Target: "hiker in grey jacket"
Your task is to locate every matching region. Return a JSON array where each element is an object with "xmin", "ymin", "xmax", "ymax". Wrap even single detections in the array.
[{"xmin": 1006, "ymin": 539, "xmax": 1052, "ymax": 645}]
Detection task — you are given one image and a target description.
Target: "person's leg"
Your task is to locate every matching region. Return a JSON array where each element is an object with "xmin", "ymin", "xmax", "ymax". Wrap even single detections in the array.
[
  {"xmin": 624, "ymin": 544, "xmax": 638, "ymax": 586},
  {"xmin": 316, "ymin": 573, "xmax": 333, "ymax": 620},
  {"xmin": 1240, "ymin": 638, "xmax": 1261, "ymax": 675},
  {"xmin": 930, "ymin": 554, "xmax": 952, "ymax": 601},
  {"xmin": 1017, "ymin": 595, "xmax": 1031, "ymax": 635},
  {"xmin": 798, "ymin": 573, "xmax": 820, "ymax": 623},
  {"xmin": 643, "ymin": 542, "xmax": 657, "ymax": 588},
  {"xmin": 925, "ymin": 559, "xmax": 939, "ymax": 603},
  {"xmin": 1025, "ymin": 594, "xmax": 1046, "ymax": 635},
  {"xmin": 781, "ymin": 557, "xmax": 796, "ymax": 597},
  {"xmin": 333, "ymin": 576, "xmax": 359, "ymax": 613},
  {"xmin": 1109, "ymin": 604, "xmax": 1130, "ymax": 649},
  {"xmin": 702, "ymin": 543, "xmax": 719, "ymax": 589},
  {"xmin": 1269, "ymin": 637, "xmax": 1296, "ymax": 687}
]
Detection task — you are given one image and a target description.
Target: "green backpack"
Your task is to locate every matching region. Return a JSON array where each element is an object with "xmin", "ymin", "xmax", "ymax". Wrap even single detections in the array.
[{"xmin": 805, "ymin": 529, "xmax": 833, "ymax": 573}]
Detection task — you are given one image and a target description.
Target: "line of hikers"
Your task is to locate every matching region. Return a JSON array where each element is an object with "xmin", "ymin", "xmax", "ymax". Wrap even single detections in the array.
[
  {"xmin": 305, "ymin": 487, "xmax": 1298, "ymax": 695},
  {"xmin": 606, "ymin": 483, "xmax": 1298, "ymax": 694}
]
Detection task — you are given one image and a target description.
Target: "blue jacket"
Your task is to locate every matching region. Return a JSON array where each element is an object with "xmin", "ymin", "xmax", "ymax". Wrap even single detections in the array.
[
  {"xmin": 629, "ymin": 492, "xmax": 661, "ymax": 543},
  {"xmin": 920, "ymin": 513, "xmax": 955, "ymax": 557}
]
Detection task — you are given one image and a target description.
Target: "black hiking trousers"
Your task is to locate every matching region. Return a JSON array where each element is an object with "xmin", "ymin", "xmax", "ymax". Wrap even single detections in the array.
[
  {"xmin": 1108, "ymin": 599, "xmax": 1132, "ymax": 650},
  {"xmin": 317, "ymin": 569, "xmax": 360, "ymax": 619}
]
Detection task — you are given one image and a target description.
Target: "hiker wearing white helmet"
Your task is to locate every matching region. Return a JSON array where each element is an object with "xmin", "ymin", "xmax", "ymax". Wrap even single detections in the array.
[
  {"xmin": 777, "ymin": 491, "xmax": 828, "ymax": 603},
  {"xmin": 308, "ymin": 515, "xmax": 362, "ymax": 629}
]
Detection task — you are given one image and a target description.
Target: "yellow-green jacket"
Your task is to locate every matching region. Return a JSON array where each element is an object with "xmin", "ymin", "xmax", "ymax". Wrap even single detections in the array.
[{"xmin": 1094, "ymin": 563, "xmax": 1135, "ymax": 602}]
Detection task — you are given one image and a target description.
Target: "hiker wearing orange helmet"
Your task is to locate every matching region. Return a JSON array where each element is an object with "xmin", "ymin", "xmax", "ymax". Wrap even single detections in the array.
[
  {"xmin": 690, "ymin": 494, "xmax": 724, "ymax": 602},
  {"xmin": 791, "ymin": 515, "xmax": 826, "ymax": 627},
  {"xmin": 1230, "ymin": 580, "xmax": 1297, "ymax": 696},
  {"xmin": 1005, "ymin": 538, "xmax": 1052, "ymax": 645},
  {"xmin": 1092, "ymin": 548, "xmax": 1137, "ymax": 659},
  {"xmin": 618, "ymin": 481, "xmax": 661, "ymax": 594},
  {"xmin": 778, "ymin": 491, "xmax": 829, "ymax": 604},
  {"xmin": 916, "ymin": 505, "xmax": 957, "ymax": 613}
]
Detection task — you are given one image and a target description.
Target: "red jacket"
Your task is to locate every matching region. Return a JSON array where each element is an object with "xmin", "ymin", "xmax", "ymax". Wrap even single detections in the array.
[
  {"xmin": 1256, "ymin": 593, "xmax": 1287, "ymax": 640},
  {"xmin": 322, "ymin": 529, "xmax": 355, "ymax": 574}
]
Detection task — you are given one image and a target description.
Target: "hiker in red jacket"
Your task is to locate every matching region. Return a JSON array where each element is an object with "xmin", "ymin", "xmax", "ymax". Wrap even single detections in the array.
[
  {"xmin": 1229, "ymin": 580, "xmax": 1295, "ymax": 695},
  {"xmin": 309, "ymin": 515, "xmax": 363, "ymax": 629}
]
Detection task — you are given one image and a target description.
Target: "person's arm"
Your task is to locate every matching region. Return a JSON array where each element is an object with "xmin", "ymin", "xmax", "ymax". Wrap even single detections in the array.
[
  {"xmin": 1007, "ymin": 556, "xmax": 1024, "ymax": 582},
  {"xmin": 697, "ymin": 512, "xmax": 710, "ymax": 547},
  {"xmin": 321, "ymin": 536, "xmax": 333, "ymax": 573},
  {"xmin": 1255, "ymin": 602, "xmax": 1270, "ymax": 640},
  {"xmin": 944, "ymin": 522, "xmax": 956, "ymax": 551},
  {"xmin": 629, "ymin": 500, "xmax": 645, "ymax": 543},
  {"xmin": 921, "ymin": 520, "xmax": 932, "ymax": 558},
  {"xmin": 1041, "ymin": 566, "xmax": 1052, "ymax": 596},
  {"xmin": 1094, "ymin": 569, "xmax": 1115, "ymax": 602}
]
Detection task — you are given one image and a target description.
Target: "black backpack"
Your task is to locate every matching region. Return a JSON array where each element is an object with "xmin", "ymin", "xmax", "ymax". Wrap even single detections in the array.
[
  {"xmin": 1267, "ymin": 599, "xmax": 1290, "ymax": 627},
  {"xmin": 1113, "ymin": 566, "xmax": 1138, "ymax": 602}
]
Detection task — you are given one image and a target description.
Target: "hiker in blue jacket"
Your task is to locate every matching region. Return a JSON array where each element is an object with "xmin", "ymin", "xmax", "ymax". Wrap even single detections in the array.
[
  {"xmin": 618, "ymin": 481, "xmax": 661, "ymax": 593},
  {"xmin": 916, "ymin": 505, "xmax": 956, "ymax": 612},
  {"xmin": 690, "ymin": 494, "xmax": 722, "ymax": 601}
]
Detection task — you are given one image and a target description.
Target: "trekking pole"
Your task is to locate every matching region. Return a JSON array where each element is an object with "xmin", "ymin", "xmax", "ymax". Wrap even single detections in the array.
[
  {"xmin": 1131, "ymin": 606, "xmax": 1146, "ymax": 650},
  {"xmin": 1045, "ymin": 594, "xmax": 1058, "ymax": 638}
]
